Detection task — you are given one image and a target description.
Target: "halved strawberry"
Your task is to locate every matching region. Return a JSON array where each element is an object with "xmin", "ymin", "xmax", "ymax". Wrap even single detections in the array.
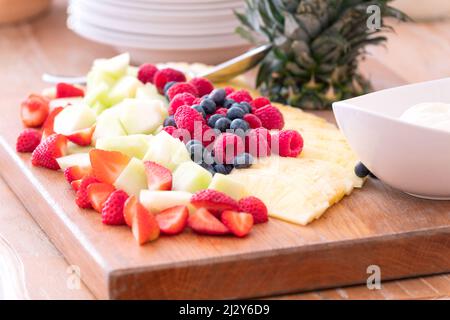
[
  {"xmin": 131, "ymin": 199, "xmax": 160, "ymax": 245},
  {"xmin": 64, "ymin": 165, "xmax": 92, "ymax": 183},
  {"xmin": 220, "ymin": 211, "xmax": 253, "ymax": 238},
  {"xmin": 190, "ymin": 189, "xmax": 238, "ymax": 214},
  {"xmin": 188, "ymin": 208, "xmax": 229, "ymax": 235},
  {"xmin": 89, "ymin": 149, "xmax": 131, "ymax": 185},
  {"xmin": 143, "ymin": 161, "xmax": 172, "ymax": 191},
  {"xmin": 71, "ymin": 179, "xmax": 81, "ymax": 191},
  {"xmin": 156, "ymin": 205, "xmax": 189, "ymax": 235},
  {"xmin": 66, "ymin": 125, "xmax": 95, "ymax": 146},
  {"xmin": 87, "ymin": 183, "xmax": 115, "ymax": 213},
  {"xmin": 56, "ymin": 83, "xmax": 85, "ymax": 98},
  {"xmin": 42, "ymin": 106, "xmax": 63, "ymax": 140},
  {"xmin": 31, "ymin": 134, "xmax": 67, "ymax": 170},
  {"xmin": 101, "ymin": 190, "xmax": 129, "ymax": 225},
  {"xmin": 20, "ymin": 94, "xmax": 50, "ymax": 128},
  {"xmin": 124, "ymin": 195, "xmax": 156, "ymax": 229},
  {"xmin": 75, "ymin": 176, "xmax": 99, "ymax": 209}
]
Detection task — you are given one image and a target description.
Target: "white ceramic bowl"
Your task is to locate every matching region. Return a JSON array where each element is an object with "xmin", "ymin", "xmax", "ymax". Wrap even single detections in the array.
[{"xmin": 333, "ymin": 78, "xmax": 450, "ymax": 200}]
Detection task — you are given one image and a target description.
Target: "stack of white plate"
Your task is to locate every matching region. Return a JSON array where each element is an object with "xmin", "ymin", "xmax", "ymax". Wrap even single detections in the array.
[{"xmin": 67, "ymin": 0, "xmax": 250, "ymax": 64}]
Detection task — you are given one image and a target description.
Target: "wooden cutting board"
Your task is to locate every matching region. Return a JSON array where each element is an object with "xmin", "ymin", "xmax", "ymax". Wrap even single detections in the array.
[{"xmin": 1, "ymin": 108, "xmax": 450, "ymax": 299}]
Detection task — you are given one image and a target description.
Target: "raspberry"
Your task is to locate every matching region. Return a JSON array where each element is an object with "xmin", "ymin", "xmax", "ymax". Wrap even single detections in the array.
[
  {"xmin": 162, "ymin": 126, "xmax": 176, "ymax": 135},
  {"xmin": 254, "ymin": 105, "xmax": 284, "ymax": 130},
  {"xmin": 171, "ymin": 128, "xmax": 191, "ymax": 143},
  {"xmin": 243, "ymin": 113, "xmax": 262, "ymax": 129},
  {"xmin": 168, "ymin": 92, "xmax": 197, "ymax": 115},
  {"xmin": 250, "ymin": 97, "xmax": 271, "ymax": 110},
  {"xmin": 272, "ymin": 129, "xmax": 303, "ymax": 157},
  {"xmin": 238, "ymin": 196, "xmax": 268, "ymax": 224},
  {"xmin": 192, "ymin": 97, "xmax": 202, "ymax": 105},
  {"xmin": 244, "ymin": 128, "xmax": 271, "ymax": 157},
  {"xmin": 137, "ymin": 63, "xmax": 158, "ymax": 84},
  {"xmin": 214, "ymin": 107, "xmax": 228, "ymax": 116},
  {"xmin": 174, "ymin": 105, "xmax": 204, "ymax": 133},
  {"xmin": 16, "ymin": 129, "xmax": 42, "ymax": 153},
  {"xmin": 153, "ymin": 68, "xmax": 186, "ymax": 94},
  {"xmin": 213, "ymin": 133, "xmax": 244, "ymax": 164},
  {"xmin": 224, "ymin": 86, "xmax": 235, "ymax": 96},
  {"xmin": 200, "ymin": 124, "xmax": 218, "ymax": 148},
  {"xmin": 167, "ymin": 82, "xmax": 199, "ymax": 101},
  {"xmin": 227, "ymin": 89, "xmax": 253, "ymax": 103},
  {"xmin": 189, "ymin": 77, "xmax": 214, "ymax": 97}
]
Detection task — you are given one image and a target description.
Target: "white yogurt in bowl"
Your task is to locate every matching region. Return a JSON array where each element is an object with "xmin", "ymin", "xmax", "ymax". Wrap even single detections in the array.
[{"xmin": 400, "ymin": 102, "xmax": 450, "ymax": 133}]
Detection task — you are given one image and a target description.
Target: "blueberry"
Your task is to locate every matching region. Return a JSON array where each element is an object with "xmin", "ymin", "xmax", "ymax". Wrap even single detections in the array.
[
  {"xmin": 354, "ymin": 162, "xmax": 370, "ymax": 178},
  {"xmin": 223, "ymin": 98, "xmax": 236, "ymax": 109},
  {"xmin": 202, "ymin": 150, "xmax": 215, "ymax": 165},
  {"xmin": 209, "ymin": 88, "xmax": 226, "ymax": 105},
  {"xmin": 164, "ymin": 81, "xmax": 177, "ymax": 95},
  {"xmin": 188, "ymin": 143, "xmax": 205, "ymax": 163},
  {"xmin": 186, "ymin": 139, "xmax": 203, "ymax": 150},
  {"xmin": 240, "ymin": 102, "xmax": 252, "ymax": 113},
  {"xmin": 225, "ymin": 164, "xmax": 234, "ymax": 174},
  {"xmin": 233, "ymin": 153, "xmax": 253, "ymax": 169},
  {"xmin": 230, "ymin": 119, "xmax": 249, "ymax": 132},
  {"xmin": 213, "ymin": 164, "xmax": 228, "ymax": 175},
  {"xmin": 200, "ymin": 99, "xmax": 216, "ymax": 114},
  {"xmin": 227, "ymin": 106, "xmax": 246, "ymax": 120},
  {"xmin": 207, "ymin": 114, "xmax": 224, "ymax": 128},
  {"xmin": 163, "ymin": 115, "xmax": 176, "ymax": 127},
  {"xmin": 201, "ymin": 162, "xmax": 216, "ymax": 175},
  {"xmin": 192, "ymin": 105, "xmax": 206, "ymax": 118},
  {"xmin": 214, "ymin": 117, "xmax": 231, "ymax": 132},
  {"xmin": 231, "ymin": 103, "xmax": 249, "ymax": 114}
]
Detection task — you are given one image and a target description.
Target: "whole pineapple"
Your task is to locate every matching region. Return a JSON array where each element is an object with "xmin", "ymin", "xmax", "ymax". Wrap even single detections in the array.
[{"xmin": 236, "ymin": 0, "xmax": 407, "ymax": 109}]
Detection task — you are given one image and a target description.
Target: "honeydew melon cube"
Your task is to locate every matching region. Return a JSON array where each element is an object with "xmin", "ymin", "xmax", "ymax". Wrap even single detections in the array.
[
  {"xmin": 208, "ymin": 173, "xmax": 249, "ymax": 201},
  {"xmin": 90, "ymin": 101, "xmax": 108, "ymax": 116},
  {"xmin": 118, "ymin": 99, "xmax": 167, "ymax": 135},
  {"xmin": 53, "ymin": 104, "xmax": 96, "ymax": 136},
  {"xmin": 96, "ymin": 135, "xmax": 150, "ymax": 159},
  {"xmin": 142, "ymin": 131, "xmax": 190, "ymax": 171},
  {"xmin": 56, "ymin": 153, "xmax": 91, "ymax": 171},
  {"xmin": 107, "ymin": 76, "xmax": 142, "ymax": 106},
  {"xmin": 84, "ymin": 82, "xmax": 110, "ymax": 108},
  {"xmin": 140, "ymin": 190, "xmax": 194, "ymax": 214},
  {"xmin": 173, "ymin": 162, "xmax": 212, "ymax": 193},
  {"xmin": 92, "ymin": 112, "xmax": 127, "ymax": 143},
  {"xmin": 49, "ymin": 97, "xmax": 84, "ymax": 110},
  {"xmin": 113, "ymin": 158, "xmax": 147, "ymax": 197},
  {"xmin": 135, "ymin": 84, "xmax": 169, "ymax": 107},
  {"xmin": 127, "ymin": 66, "xmax": 139, "ymax": 77},
  {"xmin": 67, "ymin": 142, "xmax": 93, "ymax": 155},
  {"xmin": 92, "ymin": 53, "xmax": 130, "ymax": 79},
  {"xmin": 86, "ymin": 69, "xmax": 116, "ymax": 91}
]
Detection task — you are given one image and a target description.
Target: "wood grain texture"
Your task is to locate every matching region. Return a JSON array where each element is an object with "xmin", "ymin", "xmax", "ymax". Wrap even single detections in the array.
[{"xmin": 1, "ymin": 0, "xmax": 450, "ymax": 299}]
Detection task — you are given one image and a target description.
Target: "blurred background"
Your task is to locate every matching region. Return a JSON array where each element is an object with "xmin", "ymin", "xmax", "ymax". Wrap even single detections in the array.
[{"xmin": 1, "ymin": 0, "xmax": 450, "ymax": 65}]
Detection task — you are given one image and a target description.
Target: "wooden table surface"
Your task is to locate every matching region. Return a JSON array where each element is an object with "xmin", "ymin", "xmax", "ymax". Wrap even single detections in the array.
[{"xmin": 0, "ymin": 0, "xmax": 450, "ymax": 300}]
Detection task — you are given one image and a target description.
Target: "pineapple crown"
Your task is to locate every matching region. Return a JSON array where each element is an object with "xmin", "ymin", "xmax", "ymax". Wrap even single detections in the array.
[{"xmin": 235, "ymin": 0, "xmax": 408, "ymax": 109}]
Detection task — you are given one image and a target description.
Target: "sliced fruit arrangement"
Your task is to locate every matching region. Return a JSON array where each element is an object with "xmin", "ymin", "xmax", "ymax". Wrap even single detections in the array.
[{"xmin": 14, "ymin": 53, "xmax": 364, "ymax": 245}]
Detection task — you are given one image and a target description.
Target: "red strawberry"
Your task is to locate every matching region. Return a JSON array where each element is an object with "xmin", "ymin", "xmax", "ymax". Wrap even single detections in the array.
[
  {"xmin": 20, "ymin": 94, "xmax": 50, "ymax": 128},
  {"xmin": 101, "ymin": 190, "xmax": 129, "ymax": 225},
  {"xmin": 156, "ymin": 205, "xmax": 189, "ymax": 235},
  {"xmin": 137, "ymin": 63, "xmax": 158, "ymax": 84},
  {"xmin": 66, "ymin": 125, "xmax": 95, "ymax": 146},
  {"xmin": 168, "ymin": 92, "xmax": 196, "ymax": 115},
  {"xmin": 71, "ymin": 179, "xmax": 81, "ymax": 191},
  {"xmin": 227, "ymin": 89, "xmax": 252, "ymax": 103},
  {"xmin": 224, "ymin": 86, "xmax": 235, "ymax": 96},
  {"xmin": 221, "ymin": 211, "xmax": 253, "ymax": 237},
  {"xmin": 244, "ymin": 128, "xmax": 271, "ymax": 158},
  {"xmin": 243, "ymin": 113, "xmax": 262, "ymax": 129},
  {"xmin": 75, "ymin": 176, "xmax": 99, "ymax": 209},
  {"xmin": 31, "ymin": 134, "xmax": 67, "ymax": 170},
  {"xmin": 238, "ymin": 196, "xmax": 268, "ymax": 224},
  {"xmin": 250, "ymin": 97, "xmax": 271, "ymax": 110},
  {"xmin": 272, "ymin": 129, "xmax": 303, "ymax": 157},
  {"xmin": 87, "ymin": 183, "xmax": 115, "ymax": 213},
  {"xmin": 153, "ymin": 68, "xmax": 186, "ymax": 94},
  {"xmin": 190, "ymin": 189, "xmax": 238, "ymax": 213},
  {"xmin": 188, "ymin": 208, "xmax": 229, "ymax": 235},
  {"xmin": 64, "ymin": 165, "xmax": 92, "ymax": 183},
  {"xmin": 167, "ymin": 82, "xmax": 199, "ymax": 101},
  {"xmin": 213, "ymin": 133, "xmax": 244, "ymax": 164},
  {"xmin": 174, "ymin": 105, "xmax": 204, "ymax": 133},
  {"xmin": 42, "ymin": 106, "xmax": 63, "ymax": 140},
  {"xmin": 254, "ymin": 105, "xmax": 284, "ymax": 130},
  {"xmin": 16, "ymin": 129, "xmax": 42, "ymax": 153},
  {"xmin": 162, "ymin": 125, "xmax": 176, "ymax": 135},
  {"xmin": 89, "ymin": 149, "xmax": 131, "ymax": 185},
  {"xmin": 128, "ymin": 196, "xmax": 160, "ymax": 244},
  {"xmin": 189, "ymin": 77, "xmax": 214, "ymax": 97},
  {"xmin": 143, "ymin": 161, "xmax": 172, "ymax": 191},
  {"xmin": 56, "ymin": 83, "xmax": 84, "ymax": 98}
]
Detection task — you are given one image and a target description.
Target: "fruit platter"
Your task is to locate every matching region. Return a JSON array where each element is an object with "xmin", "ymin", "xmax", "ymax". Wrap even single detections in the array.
[{"xmin": 1, "ymin": 53, "xmax": 449, "ymax": 299}]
